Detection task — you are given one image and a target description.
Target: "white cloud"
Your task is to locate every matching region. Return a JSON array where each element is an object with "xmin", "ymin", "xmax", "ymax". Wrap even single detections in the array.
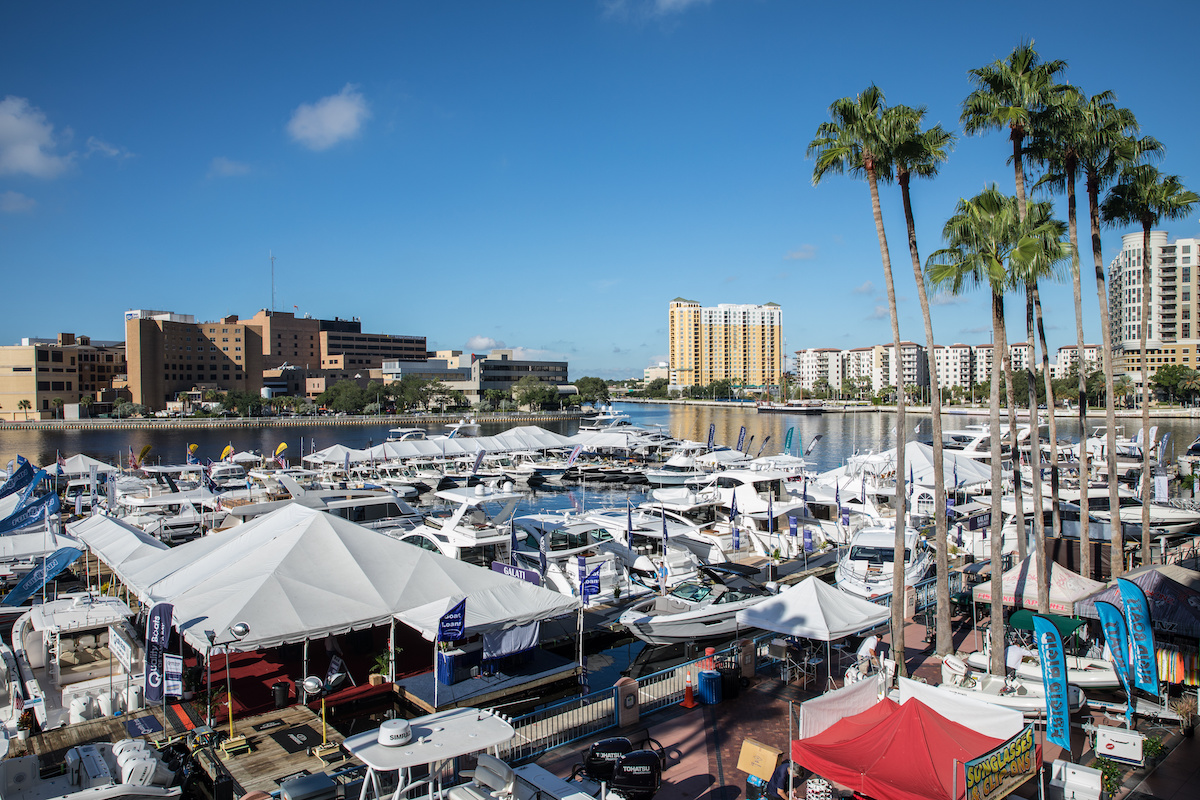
[
  {"xmin": 867, "ymin": 305, "xmax": 889, "ymax": 320},
  {"xmin": 0, "ymin": 190, "xmax": 35, "ymax": 212},
  {"xmin": 852, "ymin": 281, "xmax": 875, "ymax": 295},
  {"xmin": 930, "ymin": 293, "xmax": 969, "ymax": 306},
  {"xmin": 0, "ymin": 96, "xmax": 73, "ymax": 178},
  {"xmin": 85, "ymin": 136, "xmax": 132, "ymax": 160},
  {"xmin": 466, "ymin": 335, "xmax": 505, "ymax": 351},
  {"xmin": 785, "ymin": 244, "xmax": 817, "ymax": 261},
  {"xmin": 208, "ymin": 156, "xmax": 251, "ymax": 178},
  {"xmin": 287, "ymin": 84, "xmax": 370, "ymax": 151},
  {"xmin": 603, "ymin": 0, "xmax": 713, "ymax": 17}
]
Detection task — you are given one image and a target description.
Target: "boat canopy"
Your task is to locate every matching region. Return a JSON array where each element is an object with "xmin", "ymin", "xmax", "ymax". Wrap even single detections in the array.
[
  {"xmin": 304, "ymin": 426, "xmax": 575, "ymax": 464},
  {"xmin": 736, "ymin": 576, "xmax": 889, "ymax": 641}
]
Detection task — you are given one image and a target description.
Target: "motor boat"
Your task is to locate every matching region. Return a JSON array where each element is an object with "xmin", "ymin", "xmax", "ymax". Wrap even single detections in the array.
[
  {"xmin": 618, "ymin": 564, "xmax": 774, "ymax": 645},
  {"xmin": 835, "ymin": 525, "xmax": 933, "ymax": 599},
  {"xmin": 1055, "ymin": 487, "xmax": 1200, "ymax": 536},
  {"xmin": 11, "ymin": 593, "xmax": 146, "ymax": 731},
  {"xmin": 964, "ymin": 647, "xmax": 1121, "ymax": 690},
  {"xmin": 0, "ymin": 738, "xmax": 183, "ymax": 800},
  {"xmin": 939, "ymin": 654, "xmax": 1087, "ymax": 716},
  {"xmin": 398, "ymin": 483, "xmax": 524, "ymax": 567},
  {"xmin": 511, "ymin": 514, "xmax": 652, "ymax": 601},
  {"xmin": 644, "ymin": 455, "xmax": 707, "ymax": 487}
]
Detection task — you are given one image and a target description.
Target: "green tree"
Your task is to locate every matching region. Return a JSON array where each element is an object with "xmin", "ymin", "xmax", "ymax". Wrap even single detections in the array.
[
  {"xmin": 1103, "ymin": 163, "xmax": 1199, "ymax": 563},
  {"xmin": 317, "ymin": 380, "xmax": 368, "ymax": 414},
  {"xmin": 809, "ymin": 85, "xmax": 910, "ymax": 675},
  {"xmin": 574, "ymin": 377, "xmax": 610, "ymax": 405},
  {"xmin": 928, "ymin": 186, "xmax": 1057, "ymax": 675},
  {"xmin": 644, "ymin": 378, "xmax": 669, "ymax": 399},
  {"xmin": 1151, "ymin": 364, "xmax": 1196, "ymax": 402},
  {"xmin": 17, "ymin": 398, "xmax": 31, "ymax": 420},
  {"xmin": 50, "ymin": 397, "xmax": 64, "ymax": 419},
  {"xmin": 79, "ymin": 396, "xmax": 94, "ymax": 418},
  {"xmin": 512, "ymin": 375, "xmax": 556, "ymax": 410}
]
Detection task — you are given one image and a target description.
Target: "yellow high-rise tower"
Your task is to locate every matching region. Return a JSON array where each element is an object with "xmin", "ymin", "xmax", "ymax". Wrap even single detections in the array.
[{"xmin": 668, "ymin": 299, "xmax": 783, "ymax": 390}]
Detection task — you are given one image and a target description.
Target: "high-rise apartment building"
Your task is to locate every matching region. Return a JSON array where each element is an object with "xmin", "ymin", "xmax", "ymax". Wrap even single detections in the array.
[
  {"xmin": 931, "ymin": 344, "xmax": 974, "ymax": 390},
  {"xmin": 668, "ymin": 299, "xmax": 783, "ymax": 390},
  {"xmin": 796, "ymin": 348, "xmax": 844, "ymax": 393},
  {"xmin": 1108, "ymin": 230, "xmax": 1200, "ymax": 389}
]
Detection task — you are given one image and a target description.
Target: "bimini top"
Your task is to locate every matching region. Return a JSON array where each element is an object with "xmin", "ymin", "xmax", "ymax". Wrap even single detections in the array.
[{"xmin": 343, "ymin": 708, "xmax": 514, "ymax": 771}]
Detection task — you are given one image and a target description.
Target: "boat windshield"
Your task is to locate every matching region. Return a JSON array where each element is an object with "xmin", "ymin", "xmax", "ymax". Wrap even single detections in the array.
[
  {"xmin": 848, "ymin": 545, "xmax": 911, "ymax": 564},
  {"xmin": 670, "ymin": 583, "xmax": 713, "ymax": 603}
]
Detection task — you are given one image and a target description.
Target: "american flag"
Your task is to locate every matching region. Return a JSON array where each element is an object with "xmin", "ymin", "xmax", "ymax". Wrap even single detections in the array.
[
  {"xmin": 128, "ymin": 445, "xmax": 136, "ymax": 469},
  {"xmin": 276, "ymin": 454, "xmax": 287, "ymax": 470}
]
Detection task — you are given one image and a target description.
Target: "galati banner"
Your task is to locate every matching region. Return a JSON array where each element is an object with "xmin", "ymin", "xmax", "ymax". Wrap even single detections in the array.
[{"xmin": 964, "ymin": 723, "xmax": 1038, "ymax": 800}]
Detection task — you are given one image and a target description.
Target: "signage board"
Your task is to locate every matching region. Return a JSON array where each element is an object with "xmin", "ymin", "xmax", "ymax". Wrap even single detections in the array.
[{"xmin": 492, "ymin": 560, "xmax": 541, "ymax": 586}]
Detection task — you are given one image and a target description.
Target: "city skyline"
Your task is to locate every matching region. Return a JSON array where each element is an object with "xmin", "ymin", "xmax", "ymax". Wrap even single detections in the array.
[{"xmin": 3, "ymin": 1, "xmax": 1199, "ymax": 379}]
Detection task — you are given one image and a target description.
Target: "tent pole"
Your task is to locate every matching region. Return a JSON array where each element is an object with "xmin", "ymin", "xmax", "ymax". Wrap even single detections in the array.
[
  {"xmin": 206, "ymin": 649, "xmax": 212, "ymax": 727},
  {"xmin": 389, "ymin": 619, "xmax": 396, "ymax": 683},
  {"xmin": 302, "ymin": 639, "xmax": 309, "ymax": 703}
]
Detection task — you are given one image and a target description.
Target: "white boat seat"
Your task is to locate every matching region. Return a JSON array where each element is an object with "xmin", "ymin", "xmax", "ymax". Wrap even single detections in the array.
[{"xmin": 449, "ymin": 754, "xmax": 516, "ymax": 800}]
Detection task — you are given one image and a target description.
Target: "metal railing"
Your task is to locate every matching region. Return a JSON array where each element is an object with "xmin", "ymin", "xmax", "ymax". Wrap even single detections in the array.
[
  {"xmin": 495, "ymin": 634, "xmax": 772, "ymax": 763},
  {"xmin": 866, "ymin": 570, "xmax": 966, "ymax": 613}
]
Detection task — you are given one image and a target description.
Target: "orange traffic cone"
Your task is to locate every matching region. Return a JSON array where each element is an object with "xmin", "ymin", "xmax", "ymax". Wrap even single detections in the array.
[{"xmin": 681, "ymin": 671, "xmax": 698, "ymax": 708}]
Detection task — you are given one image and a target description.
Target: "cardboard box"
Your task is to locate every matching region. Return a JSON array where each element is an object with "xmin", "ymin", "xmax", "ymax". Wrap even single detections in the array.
[{"xmin": 738, "ymin": 738, "xmax": 784, "ymax": 781}]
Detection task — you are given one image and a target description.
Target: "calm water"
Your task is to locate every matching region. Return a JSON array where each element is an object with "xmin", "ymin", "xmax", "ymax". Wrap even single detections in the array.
[{"xmin": 4, "ymin": 404, "xmax": 1200, "ymax": 474}]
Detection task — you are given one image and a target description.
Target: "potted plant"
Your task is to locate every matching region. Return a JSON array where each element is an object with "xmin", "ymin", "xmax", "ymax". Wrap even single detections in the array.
[
  {"xmin": 1172, "ymin": 695, "xmax": 1197, "ymax": 737},
  {"xmin": 16, "ymin": 709, "xmax": 35, "ymax": 741}
]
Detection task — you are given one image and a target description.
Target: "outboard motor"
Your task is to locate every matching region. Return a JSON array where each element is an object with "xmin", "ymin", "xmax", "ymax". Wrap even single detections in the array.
[
  {"xmin": 574, "ymin": 737, "xmax": 634, "ymax": 795},
  {"xmin": 608, "ymin": 750, "xmax": 662, "ymax": 800}
]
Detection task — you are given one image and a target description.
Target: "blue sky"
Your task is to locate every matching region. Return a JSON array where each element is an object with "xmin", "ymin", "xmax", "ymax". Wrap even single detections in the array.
[{"xmin": 3, "ymin": 1, "xmax": 1199, "ymax": 380}]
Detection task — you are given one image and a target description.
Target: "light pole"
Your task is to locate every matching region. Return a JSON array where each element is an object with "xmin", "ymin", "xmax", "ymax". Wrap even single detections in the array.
[
  {"xmin": 302, "ymin": 676, "xmax": 329, "ymax": 746},
  {"xmin": 209, "ymin": 622, "xmax": 249, "ymax": 734}
]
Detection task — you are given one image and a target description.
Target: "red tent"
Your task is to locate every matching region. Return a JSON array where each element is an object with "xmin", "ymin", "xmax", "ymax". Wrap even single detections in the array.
[{"xmin": 792, "ymin": 699, "xmax": 1006, "ymax": 800}]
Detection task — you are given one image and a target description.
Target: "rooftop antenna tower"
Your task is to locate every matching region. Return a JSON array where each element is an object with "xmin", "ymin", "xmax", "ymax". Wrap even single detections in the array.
[{"xmin": 270, "ymin": 251, "xmax": 276, "ymax": 312}]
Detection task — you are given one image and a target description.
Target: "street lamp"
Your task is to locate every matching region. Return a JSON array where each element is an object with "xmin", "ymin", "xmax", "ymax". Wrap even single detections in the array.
[{"xmin": 208, "ymin": 622, "xmax": 249, "ymax": 736}]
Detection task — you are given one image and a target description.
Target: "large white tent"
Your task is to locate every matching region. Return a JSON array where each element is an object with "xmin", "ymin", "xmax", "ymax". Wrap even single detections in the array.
[
  {"xmin": 736, "ymin": 576, "xmax": 890, "ymax": 641},
  {"xmin": 58, "ymin": 454, "xmax": 120, "ymax": 478},
  {"xmin": 972, "ymin": 555, "xmax": 1103, "ymax": 614},
  {"xmin": 819, "ymin": 442, "xmax": 991, "ymax": 488},
  {"xmin": 79, "ymin": 503, "xmax": 578, "ymax": 653},
  {"xmin": 70, "ymin": 514, "xmax": 169, "ymax": 589},
  {"xmin": 304, "ymin": 426, "xmax": 575, "ymax": 465}
]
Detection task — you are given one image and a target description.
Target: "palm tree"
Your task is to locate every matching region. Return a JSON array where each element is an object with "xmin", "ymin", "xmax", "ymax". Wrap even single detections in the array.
[
  {"xmin": 963, "ymin": 41, "xmax": 1068, "ymax": 572},
  {"xmin": 1029, "ymin": 85, "xmax": 1104, "ymax": 577},
  {"xmin": 1101, "ymin": 164, "xmax": 1199, "ymax": 565},
  {"xmin": 17, "ymin": 399, "xmax": 31, "ymax": 421},
  {"xmin": 889, "ymin": 104, "xmax": 956, "ymax": 654},
  {"xmin": 809, "ymin": 85, "xmax": 910, "ymax": 675},
  {"xmin": 928, "ymin": 186, "xmax": 1056, "ymax": 675},
  {"xmin": 1078, "ymin": 99, "xmax": 1158, "ymax": 578},
  {"xmin": 50, "ymin": 397, "xmax": 64, "ymax": 419}
]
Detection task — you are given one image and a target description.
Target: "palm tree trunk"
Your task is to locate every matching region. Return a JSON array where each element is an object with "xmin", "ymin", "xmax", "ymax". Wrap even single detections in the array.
[
  {"xmin": 1025, "ymin": 286, "xmax": 1048, "ymax": 614},
  {"xmin": 1140, "ymin": 221, "xmax": 1152, "ymax": 564},
  {"xmin": 900, "ymin": 174, "xmax": 950, "ymax": 655},
  {"xmin": 1004, "ymin": 334, "xmax": 1026, "ymax": 561},
  {"xmin": 1066, "ymin": 166, "xmax": 1090, "ymax": 579},
  {"xmin": 989, "ymin": 292, "xmax": 1007, "ymax": 677},
  {"xmin": 1033, "ymin": 283, "xmax": 1056, "ymax": 614},
  {"xmin": 1088, "ymin": 176, "xmax": 1123, "ymax": 579},
  {"xmin": 866, "ymin": 165, "xmax": 908, "ymax": 679}
]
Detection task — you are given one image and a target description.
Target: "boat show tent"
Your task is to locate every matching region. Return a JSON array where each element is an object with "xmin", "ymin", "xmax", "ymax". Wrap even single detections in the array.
[
  {"xmin": 82, "ymin": 502, "xmax": 578, "ymax": 653},
  {"xmin": 304, "ymin": 426, "xmax": 576, "ymax": 464},
  {"xmin": 791, "ymin": 698, "xmax": 1007, "ymax": 800},
  {"xmin": 396, "ymin": 582, "xmax": 579, "ymax": 641},
  {"xmin": 0, "ymin": 527, "xmax": 85, "ymax": 563},
  {"xmin": 972, "ymin": 555, "xmax": 1103, "ymax": 614},
  {"xmin": 736, "ymin": 576, "xmax": 890, "ymax": 641},
  {"xmin": 1075, "ymin": 567, "xmax": 1200, "ymax": 638},
  {"xmin": 58, "ymin": 453, "xmax": 120, "ymax": 477},
  {"xmin": 819, "ymin": 441, "xmax": 991, "ymax": 488},
  {"xmin": 69, "ymin": 514, "xmax": 170, "ymax": 587}
]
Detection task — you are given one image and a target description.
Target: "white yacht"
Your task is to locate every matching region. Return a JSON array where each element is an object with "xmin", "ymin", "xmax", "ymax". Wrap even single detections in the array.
[
  {"xmin": 11, "ymin": 593, "xmax": 146, "ymax": 731},
  {"xmin": 0, "ymin": 738, "xmax": 181, "ymax": 800},
  {"xmin": 644, "ymin": 454, "xmax": 707, "ymax": 487},
  {"xmin": 618, "ymin": 564, "xmax": 774, "ymax": 645},
  {"xmin": 386, "ymin": 427, "xmax": 428, "ymax": 442},
  {"xmin": 511, "ymin": 514, "xmax": 652, "ymax": 601},
  {"xmin": 1056, "ymin": 486, "xmax": 1200, "ymax": 535},
  {"xmin": 835, "ymin": 526, "xmax": 933, "ymax": 599},
  {"xmin": 399, "ymin": 483, "xmax": 523, "ymax": 567}
]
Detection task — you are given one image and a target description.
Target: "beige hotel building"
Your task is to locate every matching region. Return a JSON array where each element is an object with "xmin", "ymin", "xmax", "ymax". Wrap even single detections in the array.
[{"xmin": 668, "ymin": 299, "xmax": 783, "ymax": 391}]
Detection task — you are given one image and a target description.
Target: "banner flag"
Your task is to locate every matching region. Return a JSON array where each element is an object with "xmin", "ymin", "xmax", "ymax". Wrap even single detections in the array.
[
  {"xmin": 707, "ymin": 424, "xmax": 716, "ymax": 451},
  {"xmin": 437, "ymin": 599, "xmax": 466, "ymax": 642},
  {"xmin": 582, "ymin": 565, "xmax": 602, "ymax": 604},
  {"xmin": 788, "ymin": 515, "xmax": 797, "ymax": 539},
  {"xmin": 626, "ymin": 500, "xmax": 634, "ymax": 545},
  {"xmin": 472, "ymin": 450, "xmax": 486, "ymax": 475},
  {"xmin": 17, "ymin": 469, "xmax": 49, "ymax": 508},
  {"xmin": 566, "ymin": 445, "xmax": 584, "ymax": 466},
  {"xmin": 661, "ymin": 507, "xmax": 669, "ymax": 544},
  {"xmin": 539, "ymin": 531, "xmax": 548, "ymax": 576},
  {"xmin": 0, "ymin": 460, "xmax": 34, "ymax": 496},
  {"xmin": 1033, "ymin": 614, "xmax": 1072, "ymax": 750},
  {"xmin": 755, "ymin": 436, "xmax": 770, "ymax": 458},
  {"xmin": 0, "ymin": 491, "xmax": 60, "ymax": 534},
  {"xmin": 736, "ymin": 426, "xmax": 747, "ymax": 452},
  {"xmin": 803, "ymin": 528, "xmax": 813, "ymax": 553},
  {"xmin": 783, "ymin": 427, "xmax": 794, "ymax": 455},
  {"xmin": 144, "ymin": 602, "xmax": 173, "ymax": 704},
  {"xmin": 1117, "ymin": 578, "xmax": 1159, "ymax": 696},
  {"xmin": 1, "ymin": 547, "xmax": 83, "ymax": 606},
  {"xmin": 510, "ymin": 516, "xmax": 519, "ymax": 561},
  {"xmin": 1095, "ymin": 600, "xmax": 1135, "ymax": 727},
  {"xmin": 732, "ymin": 521, "xmax": 740, "ymax": 551},
  {"xmin": 804, "ymin": 434, "xmax": 822, "ymax": 456},
  {"xmin": 577, "ymin": 555, "xmax": 586, "ymax": 590}
]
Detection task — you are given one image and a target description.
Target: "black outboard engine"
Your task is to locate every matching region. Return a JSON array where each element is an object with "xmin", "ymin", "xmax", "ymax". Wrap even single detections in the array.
[
  {"xmin": 580, "ymin": 737, "xmax": 634, "ymax": 785},
  {"xmin": 609, "ymin": 750, "xmax": 662, "ymax": 800}
]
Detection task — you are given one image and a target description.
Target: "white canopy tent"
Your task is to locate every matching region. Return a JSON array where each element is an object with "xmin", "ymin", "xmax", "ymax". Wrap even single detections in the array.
[
  {"xmin": 82, "ymin": 502, "xmax": 578, "ymax": 654},
  {"xmin": 819, "ymin": 442, "xmax": 991, "ymax": 488},
  {"xmin": 58, "ymin": 454, "xmax": 120, "ymax": 478},
  {"xmin": 737, "ymin": 576, "xmax": 890, "ymax": 641},
  {"xmin": 304, "ymin": 426, "xmax": 576, "ymax": 465},
  {"xmin": 0, "ymin": 527, "xmax": 83, "ymax": 563},
  {"xmin": 69, "ymin": 514, "xmax": 169, "ymax": 590},
  {"xmin": 395, "ymin": 582, "xmax": 578, "ymax": 641},
  {"xmin": 972, "ymin": 555, "xmax": 1104, "ymax": 615}
]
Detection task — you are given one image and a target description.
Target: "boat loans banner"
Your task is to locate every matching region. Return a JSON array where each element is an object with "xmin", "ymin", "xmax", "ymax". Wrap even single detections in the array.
[
  {"xmin": 964, "ymin": 723, "xmax": 1037, "ymax": 800},
  {"xmin": 144, "ymin": 602, "xmax": 173, "ymax": 704},
  {"xmin": 1032, "ymin": 614, "xmax": 1072, "ymax": 750},
  {"xmin": 438, "ymin": 599, "xmax": 466, "ymax": 642},
  {"xmin": 1095, "ymin": 600, "xmax": 1136, "ymax": 727},
  {"xmin": 1117, "ymin": 578, "xmax": 1159, "ymax": 696}
]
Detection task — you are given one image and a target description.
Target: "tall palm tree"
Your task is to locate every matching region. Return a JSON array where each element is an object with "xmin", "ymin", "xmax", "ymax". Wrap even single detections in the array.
[
  {"xmin": 928, "ymin": 186, "xmax": 1054, "ymax": 674},
  {"xmin": 1029, "ymin": 86, "xmax": 1103, "ymax": 576},
  {"xmin": 17, "ymin": 399, "xmax": 31, "ymax": 421},
  {"xmin": 1101, "ymin": 164, "xmax": 1199, "ymax": 565},
  {"xmin": 1077, "ymin": 99, "xmax": 1157, "ymax": 578},
  {"xmin": 809, "ymin": 85, "xmax": 910, "ymax": 676},
  {"xmin": 963, "ymin": 41, "xmax": 1068, "ymax": 573},
  {"xmin": 889, "ymin": 105, "xmax": 956, "ymax": 654}
]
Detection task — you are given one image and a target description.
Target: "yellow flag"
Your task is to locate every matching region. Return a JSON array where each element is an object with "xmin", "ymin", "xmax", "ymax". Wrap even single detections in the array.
[{"xmin": 275, "ymin": 442, "xmax": 288, "ymax": 457}]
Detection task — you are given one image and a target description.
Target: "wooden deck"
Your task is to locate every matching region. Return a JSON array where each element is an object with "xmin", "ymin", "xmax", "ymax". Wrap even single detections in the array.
[{"xmin": 196, "ymin": 705, "xmax": 351, "ymax": 797}]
